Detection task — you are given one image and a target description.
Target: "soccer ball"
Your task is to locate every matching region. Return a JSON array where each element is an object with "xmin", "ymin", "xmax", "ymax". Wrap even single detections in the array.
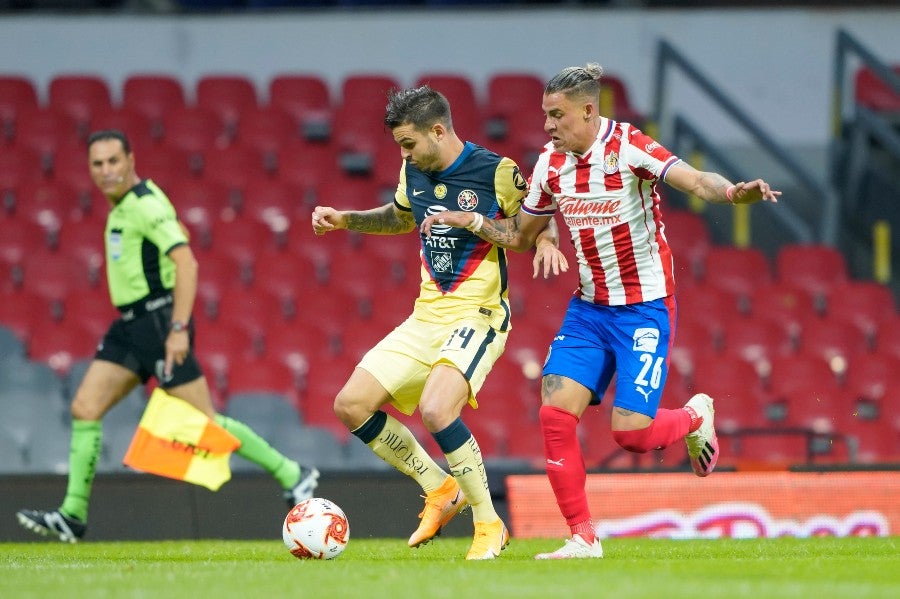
[{"xmin": 282, "ymin": 497, "xmax": 350, "ymax": 560}]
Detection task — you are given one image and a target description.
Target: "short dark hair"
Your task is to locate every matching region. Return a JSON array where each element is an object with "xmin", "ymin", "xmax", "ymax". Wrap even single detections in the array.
[
  {"xmin": 384, "ymin": 86, "xmax": 453, "ymax": 132},
  {"xmin": 87, "ymin": 129, "xmax": 132, "ymax": 154},
  {"xmin": 545, "ymin": 63, "xmax": 604, "ymax": 102}
]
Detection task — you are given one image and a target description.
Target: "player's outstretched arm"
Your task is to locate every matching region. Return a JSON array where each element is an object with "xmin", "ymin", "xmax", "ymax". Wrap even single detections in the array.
[
  {"xmin": 313, "ymin": 203, "xmax": 415, "ymax": 236},
  {"xmin": 665, "ymin": 162, "xmax": 781, "ymax": 205}
]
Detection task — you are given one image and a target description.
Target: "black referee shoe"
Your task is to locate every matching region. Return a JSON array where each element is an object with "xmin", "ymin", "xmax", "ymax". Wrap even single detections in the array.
[{"xmin": 16, "ymin": 509, "xmax": 86, "ymax": 543}]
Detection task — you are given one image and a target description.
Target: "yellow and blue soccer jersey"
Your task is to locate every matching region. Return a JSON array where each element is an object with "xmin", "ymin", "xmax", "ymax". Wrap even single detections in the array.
[{"xmin": 394, "ymin": 142, "xmax": 527, "ymax": 332}]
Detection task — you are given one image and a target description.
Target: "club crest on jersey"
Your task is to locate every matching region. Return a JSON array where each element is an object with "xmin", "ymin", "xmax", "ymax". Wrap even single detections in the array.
[
  {"xmin": 434, "ymin": 184, "xmax": 448, "ymax": 199},
  {"xmin": 632, "ymin": 328, "xmax": 660, "ymax": 353},
  {"xmin": 602, "ymin": 151, "xmax": 619, "ymax": 175},
  {"xmin": 431, "ymin": 251, "xmax": 453, "ymax": 273},
  {"xmin": 457, "ymin": 189, "xmax": 478, "ymax": 211}
]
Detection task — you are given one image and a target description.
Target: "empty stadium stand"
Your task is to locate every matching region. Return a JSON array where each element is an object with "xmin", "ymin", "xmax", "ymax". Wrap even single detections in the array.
[{"xmin": 2, "ymin": 70, "xmax": 898, "ymax": 473}]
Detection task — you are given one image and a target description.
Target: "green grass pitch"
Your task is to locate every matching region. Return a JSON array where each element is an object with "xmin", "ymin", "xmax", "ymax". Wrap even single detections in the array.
[{"xmin": 1, "ymin": 537, "xmax": 897, "ymax": 599}]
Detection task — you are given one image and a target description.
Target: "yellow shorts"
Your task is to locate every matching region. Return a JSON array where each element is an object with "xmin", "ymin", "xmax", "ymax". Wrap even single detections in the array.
[{"xmin": 357, "ymin": 315, "xmax": 508, "ymax": 416}]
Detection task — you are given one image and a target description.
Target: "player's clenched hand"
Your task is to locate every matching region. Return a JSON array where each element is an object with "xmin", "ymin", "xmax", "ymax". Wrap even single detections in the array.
[
  {"xmin": 312, "ymin": 206, "xmax": 346, "ymax": 235},
  {"xmin": 420, "ymin": 210, "xmax": 476, "ymax": 237},
  {"xmin": 164, "ymin": 331, "xmax": 189, "ymax": 378},
  {"xmin": 730, "ymin": 179, "xmax": 781, "ymax": 205},
  {"xmin": 533, "ymin": 242, "xmax": 569, "ymax": 279}
]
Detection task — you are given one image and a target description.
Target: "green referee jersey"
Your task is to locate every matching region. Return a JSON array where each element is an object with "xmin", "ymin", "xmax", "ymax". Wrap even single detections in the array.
[{"xmin": 104, "ymin": 179, "xmax": 188, "ymax": 308}]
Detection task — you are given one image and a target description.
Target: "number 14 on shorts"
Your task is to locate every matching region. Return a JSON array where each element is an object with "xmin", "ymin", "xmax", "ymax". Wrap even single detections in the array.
[{"xmin": 444, "ymin": 326, "xmax": 476, "ymax": 350}]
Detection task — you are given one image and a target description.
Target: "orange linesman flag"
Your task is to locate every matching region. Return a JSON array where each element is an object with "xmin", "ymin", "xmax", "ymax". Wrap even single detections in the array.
[{"xmin": 123, "ymin": 388, "xmax": 241, "ymax": 491}]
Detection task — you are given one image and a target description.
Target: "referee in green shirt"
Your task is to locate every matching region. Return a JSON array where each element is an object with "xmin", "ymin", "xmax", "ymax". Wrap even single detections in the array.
[{"xmin": 17, "ymin": 129, "xmax": 319, "ymax": 543}]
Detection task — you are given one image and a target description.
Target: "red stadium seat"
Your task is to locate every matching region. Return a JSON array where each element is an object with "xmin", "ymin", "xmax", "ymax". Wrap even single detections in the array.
[
  {"xmin": 338, "ymin": 74, "xmax": 402, "ymax": 115},
  {"xmin": 662, "ymin": 209, "xmax": 712, "ymax": 280},
  {"xmin": 723, "ymin": 430, "xmax": 811, "ymax": 468},
  {"xmin": 275, "ymin": 140, "xmax": 339, "ymax": 203},
  {"xmin": 267, "ymin": 74, "xmax": 333, "ymax": 141},
  {"xmin": 89, "ymin": 108, "xmax": 157, "ymax": 149},
  {"xmin": 766, "ymin": 354, "xmax": 841, "ymax": 428},
  {"xmin": 874, "ymin": 316, "xmax": 900, "ymax": 360},
  {"xmin": 0, "ymin": 146, "xmax": 46, "ymax": 200},
  {"xmin": 299, "ymin": 354, "xmax": 357, "ymax": 441},
  {"xmin": 499, "ymin": 129, "xmax": 550, "ymax": 175},
  {"xmin": 12, "ymin": 180, "xmax": 82, "ymax": 228},
  {"xmin": 21, "ymin": 249, "xmax": 97, "ymax": 308},
  {"xmin": 701, "ymin": 245, "xmax": 773, "ymax": 301},
  {"xmin": 12, "ymin": 107, "xmax": 83, "ymax": 173},
  {"xmin": 840, "ymin": 417, "xmax": 899, "ymax": 464},
  {"xmin": 160, "ymin": 106, "xmax": 229, "ymax": 169},
  {"xmin": 122, "ymin": 74, "xmax": 186, "ymax": 134},
  {"xmin": 241, "ymin": 179, "xmax": 306, "ymax": 227},
  {"xmin": 54, "ymin": 219, "xmax": 105, "ymax": 285},
  {"xmin": 214, "ymin": 284, "xmax": 290, "ymax": 335},
  {"xmin": 200, "ymin": 145, "xmax": 271, "ymax": 207},
  {"xmin": 795, "ymin": 313, "xmax": 872, "ymax": 376},
  {"xmin": 676, "ymin": 284, "xmax": 742, "ymax": 338},
  {"xmin": 67, "ymin": 286, "xmax": 117, "ymax": 341},
  {"xmin": 672, "ymin": 313, "xmax": 720, "ymax": 359},
  {"xmin": 0, "ymin": 289, "xmax": 50, "ymax": 342},
  {"xmin": 844, "ymin": 352, "xmax": 899, "ymax": 418},
  {"xmin": 195, "ymin": 74, "xmax": 259, "ymax": 138},
  {"xmin": 253, "ymin": 250, "xmax": 316, "ymax": 300},
  {"xmin": 775, "ymin": 243, "xmax": 849, "ymax": 297},
  {"xmin": 720, "ymin": 316, "xmax": 795, "ymax": 373},
  {"xmin": 193, "ymin": 318, "xmax": 260, "ymax": 365},
  {"xmin": 211, "ymin": 216, "xmax": 284, "ymax": 261},
  {"xmin": 235, "ymin": 106, "xmax": 300, "ymax": 172},
  {"xmin": 745, "ymin": 281, "xmax": 815, "ymax": 340},
  {"xmin": 196, "ymin": 250, "xmax": 250, "ymax": 297},
  {"xmin": 224, "ymin": 356, "xmax": 298, "ymax": 400},
  {"xmin": 48, "ymin": 74, "xmax": 114, "ymax": 133},
  {"xmin": 48, "ymin": 75, "xmax": 113, "ymax": 133},
  {"xmin": 49, "ymin": 149, "xmax": 101, "ymax": 216},
  {"xmin": 166, "ymin": 177, "xmax": 233, "ymax": 226},
  {"xmin": 413, "ymin": 73, "xmax": 484, "ymax": 143},
  {"xmin": 330, "ymin": 108, "xmax": 389, "ymax": 172},
  {"xmin": 688, "ymin": 353, "xmax": 769, "ymax": 430},
  {"xmin": 823, "ymin": 280, "xmax": 897, "ymax": 343},
  {"xmin": 260, "ymin": 320, "xmax": 312, "ymax": 381},
  {"xmin": 332, "ymin": 74, "xmax": 402, "ymax": 165},
  {"xmin": 27, "ymin": 318, "xmax": 98, "ymax": 374},
  {"xmin": 484, "ymin": 72, "xmax": 545, "ymax": 142},
  {"xmin": 134, "ymin": 145, "xmax": 195, "ymax": 190},
  {"xmin": 0, "ymin": 76, "xmax": 39, "ymax": 142},
  {"xmin": 372, "ymin": 137, "xmax": 403, "ymax": 196},
  {"xmin": 0, "ymin": 220, "xmax": 50, "ymax": 280}
]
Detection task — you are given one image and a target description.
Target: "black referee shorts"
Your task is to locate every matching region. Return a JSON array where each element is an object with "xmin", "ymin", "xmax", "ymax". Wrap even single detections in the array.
[{"xmin": 95, "ymin": 304, "xmax": 203, "ymax": 387}]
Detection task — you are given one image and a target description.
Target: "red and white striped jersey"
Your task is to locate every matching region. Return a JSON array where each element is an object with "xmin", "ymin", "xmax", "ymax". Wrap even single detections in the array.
[{"xmin": 522, "ymin": 117, "xmax": 681, "ymax": 305}]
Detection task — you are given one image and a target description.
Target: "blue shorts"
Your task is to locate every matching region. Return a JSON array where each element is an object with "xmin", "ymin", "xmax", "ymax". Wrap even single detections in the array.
[{"xmin": 542, "ymin": 296, "xmax": 676, "ymax": 417}]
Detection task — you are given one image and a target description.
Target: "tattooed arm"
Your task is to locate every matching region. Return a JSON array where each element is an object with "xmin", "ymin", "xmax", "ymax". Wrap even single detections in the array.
[
  {"xmin": 420, "ymin": 209, "xmax": 553, "ymax": 252},
  {"xmin": 664, "ymin": 161, "xmax": 781, "ymax": 205},
  {"xmin": 312, "ymin": 203, "xmax": 416, "ymax": 236}
]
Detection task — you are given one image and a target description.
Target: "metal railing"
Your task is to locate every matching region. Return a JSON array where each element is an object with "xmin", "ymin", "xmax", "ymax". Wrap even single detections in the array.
[{"xmin": 651, "ymin": 38, "xmax": 837, "ymax": 244}]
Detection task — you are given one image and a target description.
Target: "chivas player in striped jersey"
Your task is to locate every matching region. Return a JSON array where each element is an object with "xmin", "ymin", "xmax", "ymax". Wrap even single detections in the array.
[{"xmin": 422, "ymin": 63, "xmax": 780, "ymax": 559}]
